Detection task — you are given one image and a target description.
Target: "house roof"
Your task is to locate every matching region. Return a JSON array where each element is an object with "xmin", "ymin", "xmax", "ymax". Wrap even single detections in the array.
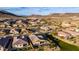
[
  {"xmin": 17, "ymin": 35, "xmax": 29, "ymax": 42},
  {"xmin": 62, "ymin": 28, "xmax": 79, "ymax": 36},
  {"xmin": 13, "ymin": 39, "xmax": 27, "ymax": 45},
  {"xmin": 0, "ymin": 36, "xmax": 12, "ymax": 48},
  {"xmin": 0, "ymin": 45, "xmax": 3, "ymax": 48},
  {"xmin": 22, "ymin": 35, "xmax": 30, "ymax": 42},
  {"xmin": 58, "ymin": 31, "xmax": 71, "ymax": 37},
  {"xmin": 36, "ymin": 34, "xmax": 48, "ymax": 40},
  {"xmin": 29, "ymin": 34, "xmax": 40, "ymax": 40}
]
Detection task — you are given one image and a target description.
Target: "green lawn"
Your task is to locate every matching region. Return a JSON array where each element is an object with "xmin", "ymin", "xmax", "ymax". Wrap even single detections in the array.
[
  {"xmin": 49, "ymin": 33, "xmax": 79, "ymax": 51},
  {"xmin": 57, "ymin": 39, "xmax": 79, "ymax": 51}
]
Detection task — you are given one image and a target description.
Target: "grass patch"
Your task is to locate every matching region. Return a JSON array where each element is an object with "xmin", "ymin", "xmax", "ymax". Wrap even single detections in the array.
[
  {"xmin": 49, "ymin": 33, "xmax": 79, "ymax": 51},
  {"xmin": 56, "ymin": 38, "xmax": 79, "ymax": 51},
  {"xmin": 59, "ymin": 40, "xmax": 79, "ymax": 51}
]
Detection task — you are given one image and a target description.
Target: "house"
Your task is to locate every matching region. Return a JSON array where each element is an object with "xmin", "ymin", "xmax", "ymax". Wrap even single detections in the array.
[
  {"xmin": 4, "ymin": 22, "xmax": 9, "ymax": 25},
  {"xmin": 61, "ymin": 21, "xmax": 72, "ymax": 27},
  {"xmin": 29, "ymin": 34, "xmax": 50, "ymax": 46},
  {"xmin": 0, "ymin": 36, "xmax": 13, "ymax": 51},
  {"xmin": 66, "ymin": 31, "xmax": 79, "ymax": 37},
  {"xmin": 62, "ymin": 28, "xmax": 79, "ymax": 37},
  {"xmin": 40, "ymin": 25, "xmax": 49, "ymax": 31},
  {"xmin": 75, "ymin": 28, "xmax": 79, "ymax": 32},
  {"xmin": 0, "ymin": 45, "xmax": 4, "ymax": 51},
  {"xmin": 18, "ymin": 24, "xmax": 23, "ymax": 28},
  {"xmin": 0, "ymin": 31, "xmax": 5, "ymax": 36},
  {"xmin": 36, "ymin": 34, "xmax": 51, "ymax": 45},
  {"xmin": 12, "ymin": 36, "xmax": 28, "ymax": 48},
  {"xmin": 0, "ymin": 24, "xmax": 5, "ymax": 28},
  {"xmin": 16, "ymin": 20, "xmax": 22, "ymax": 24},
  {"xmin": 3, "ymin": 29, "xmax": 10, "ymax": 34},
  {"xmin": 63, "ymin": 27, "xmax": 76, "ymax": 31},
  {"xmin": 27, "ymin": 17, "xmax": 38, "ymax": 21},
  {"xmin": 10, "ymin": 28, "xmax": 19, "ymax": 35},
  {"xmin": 13, "ymin": 39, "xmax": 28, "ymax": 48},
  {"xmin": 29, "ymin": 34, "xmax": 40, "ymax": 46},
  {"xmin": 12, "ymin": 24, "xmax": 17, "ymax": 28},
  {"xmin": 7, "ymin": 25, "xmax": 11, "ymax": 28},
  {"xmin": 57, "ymin": 31, "xmax": 71, "ymax": 39},
  {"xmin": 15, "ymin": 28, "xmax": 21, "ymax": 33},
  {"xmin": 30, "ymin": 22, "xmax": 37, "ymax": 26}
]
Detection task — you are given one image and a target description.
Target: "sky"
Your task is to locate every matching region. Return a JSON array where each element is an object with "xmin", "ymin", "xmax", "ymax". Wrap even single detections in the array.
[{"xmin": 1, "ymin": 7, "xmax": 79, "ymax": 16}]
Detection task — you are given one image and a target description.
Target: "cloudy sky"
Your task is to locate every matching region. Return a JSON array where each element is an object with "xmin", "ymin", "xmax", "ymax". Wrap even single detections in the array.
[{"xmin": 0, "ymin": 7, "xmax": 79, "ymax": 16}]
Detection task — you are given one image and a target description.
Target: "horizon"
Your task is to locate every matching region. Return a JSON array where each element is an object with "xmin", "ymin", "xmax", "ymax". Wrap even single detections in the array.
[{"xmin": 1, "ymin": 7, "xmax": 79, "ymax": 16}]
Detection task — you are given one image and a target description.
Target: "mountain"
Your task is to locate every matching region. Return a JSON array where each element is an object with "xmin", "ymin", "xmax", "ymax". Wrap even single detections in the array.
[
  {"xmin": 0, "ymin": 10, "xmax": 23, "ymax": 19},
  {"xmin": 47, "ymin": 13, "xmax": 79, "ymax": 17},
  {"xmin": 0, "ymin": 10, "xmax": 18, "ymax": 16}
]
